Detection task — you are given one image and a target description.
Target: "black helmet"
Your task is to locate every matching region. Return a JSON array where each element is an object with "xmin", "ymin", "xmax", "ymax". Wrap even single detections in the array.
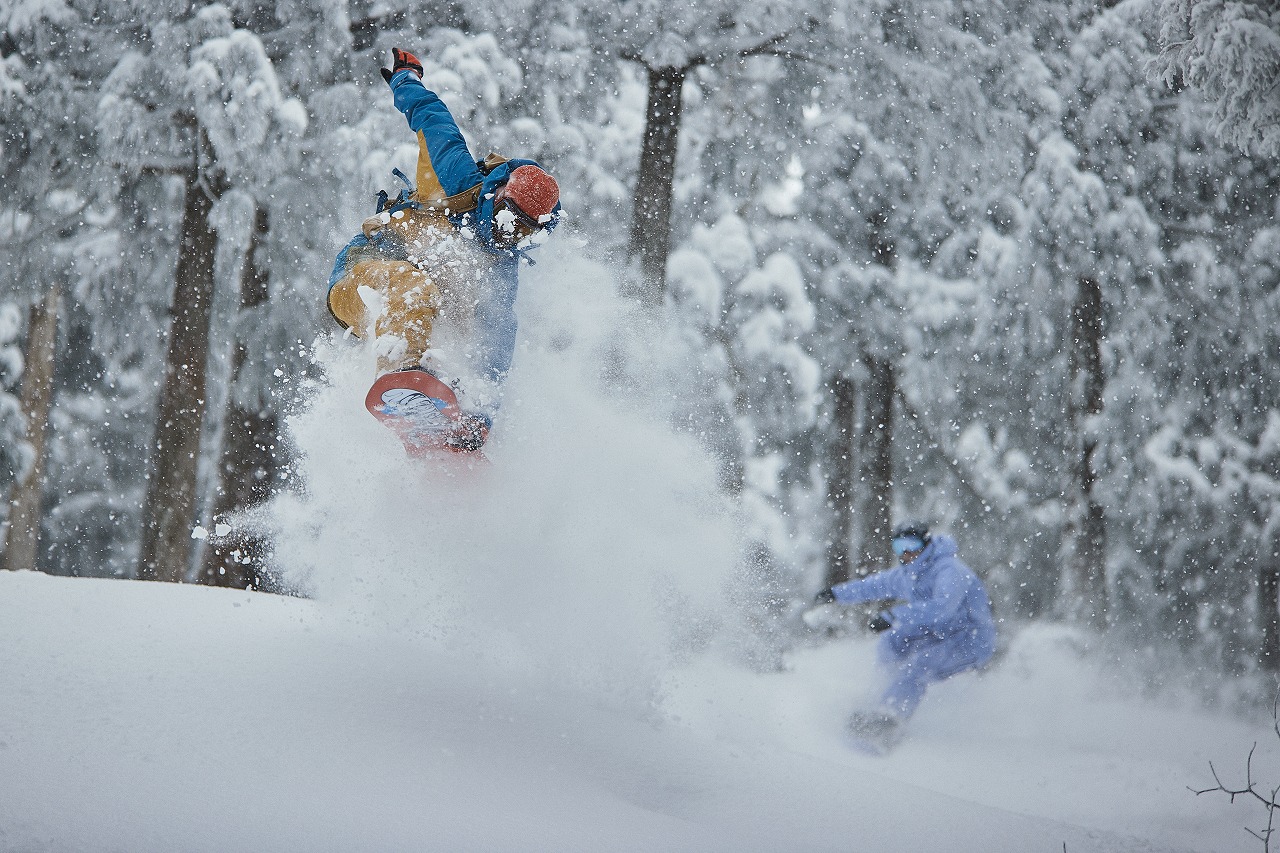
[{"xmin": 890, "ymin": 520, "xmax": 930, "ymax": 544}]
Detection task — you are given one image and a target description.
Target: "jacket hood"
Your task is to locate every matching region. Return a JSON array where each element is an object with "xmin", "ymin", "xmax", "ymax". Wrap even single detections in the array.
[
  {"xmin": 924, "ymin": 534, "xmax": 958, "ymax": 561},
  {"xmin": 904, "ymin": 533, "xmax": 958, "ymax": 581}
]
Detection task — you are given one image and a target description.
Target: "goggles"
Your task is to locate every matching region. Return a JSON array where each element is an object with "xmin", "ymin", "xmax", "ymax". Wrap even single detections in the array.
[
  {"xmin": 891, "ymin": 536, "xmax": 925, "ymax": 557},
  {"xmin": 494, "ymin": 196, "xmax": 544, "ymax": 242}
]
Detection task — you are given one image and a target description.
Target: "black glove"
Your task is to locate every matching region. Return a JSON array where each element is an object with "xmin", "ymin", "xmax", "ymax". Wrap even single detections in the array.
[
  {"xmin": 867, "ymin": 613, "xmax": 893, "ymax": 633},
  {"xmin": 813, "ymin": 587, "xmax": 837, "ymax": 605},
  {"xmin": 444, "ymin": 413, "xmax": 489, "ymax": 453},
  {"xmin": 381, "ymin": 47, "xmax": 424, "ymax": 82}
]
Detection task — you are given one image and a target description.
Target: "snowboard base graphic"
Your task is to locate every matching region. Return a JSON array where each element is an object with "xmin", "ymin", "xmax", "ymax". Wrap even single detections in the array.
[{"xmin": 364, "ymin": 368, "xmax": 486, "ymax": 458}]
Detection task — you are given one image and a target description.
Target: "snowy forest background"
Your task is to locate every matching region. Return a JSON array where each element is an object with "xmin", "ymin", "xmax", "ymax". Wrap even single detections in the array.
[{"xmin": 2, "ymin": 0, "xmax": 1280, "ymax": 696}]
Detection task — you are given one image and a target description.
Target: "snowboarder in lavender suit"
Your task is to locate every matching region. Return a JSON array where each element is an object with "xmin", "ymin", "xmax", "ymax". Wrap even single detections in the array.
[
  {"xmin": 815, "ymin": 521, "xmax": 997, "ymax": 747},
  {"xmin": 328, "ymin": 48, "xmax": 561, "ymax": 452}
]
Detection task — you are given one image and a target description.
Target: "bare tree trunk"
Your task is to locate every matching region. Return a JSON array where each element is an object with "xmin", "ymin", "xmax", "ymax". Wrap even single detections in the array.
[
  {"xmin": 2, "ymin": 285, "xmax": 59, "ymax": 573},
  {"xmin": 855, "ymin": 355, "xmax": 895, "ymax": 576},
  {"xmin": 1062, "ymin": 275, "xmax": 1107, "ymax": 628},
  {"xmin": 628, "ymin": 64, "xmax": 687, "ymax": 304},
  {"xmin": 1261, "ymin": 561, "xmax": 1280, "ymax": 671},
  {"xmin": 137, "ymin": 149, "xmax": 220, "ymax": 583},
  {"xmin": 201, "ymin": 205, "xmax": 277, "ymax": 589},
  {"xmin": 824, "ymin": 374, "xmax": 857, "ymax": 588}
]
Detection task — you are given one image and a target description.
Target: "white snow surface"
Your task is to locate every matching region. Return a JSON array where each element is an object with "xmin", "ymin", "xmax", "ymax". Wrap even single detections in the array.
[{"xmin": 0, "ymin": 250, "xmax": 1272, "ymax": 852}]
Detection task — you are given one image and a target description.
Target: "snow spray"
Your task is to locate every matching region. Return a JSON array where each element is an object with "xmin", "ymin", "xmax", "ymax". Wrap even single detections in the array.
[{"xmin": 269, "ymin": 247, "xmax": 742, "ymax": 712}]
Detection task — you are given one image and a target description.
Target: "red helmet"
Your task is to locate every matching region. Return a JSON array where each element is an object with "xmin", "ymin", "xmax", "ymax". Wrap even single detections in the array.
[{"xmin": 499, "ymin": 165, "xmax": 559, "ymax": 222}]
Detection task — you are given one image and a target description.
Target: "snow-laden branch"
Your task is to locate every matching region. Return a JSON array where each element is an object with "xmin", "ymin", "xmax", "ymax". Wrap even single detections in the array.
[{"xmin": 1151, "ymin": 0, "xmax": 1280, "ymax": 158}]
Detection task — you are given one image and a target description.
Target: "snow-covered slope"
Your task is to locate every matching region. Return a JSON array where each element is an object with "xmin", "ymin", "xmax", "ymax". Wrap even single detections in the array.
[
  {"xmin": 0, "ymin": 251, "xmax": 1268, "ymax": 852},
  {"xmin": 0, "ymin": 569, "xmax": 1266, "ymax": 852}
]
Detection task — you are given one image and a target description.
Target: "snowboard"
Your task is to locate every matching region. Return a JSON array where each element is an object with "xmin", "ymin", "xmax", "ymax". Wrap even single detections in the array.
[
  {"xmin": 364, "ymin": 368, "xmax": 487, "ymax": 458},
  {"xmin": 845, "ymin": 711, "xmax": 904, "ymax": 756}
]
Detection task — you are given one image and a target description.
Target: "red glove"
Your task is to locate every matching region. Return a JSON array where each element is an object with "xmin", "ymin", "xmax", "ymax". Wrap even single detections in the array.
[{"xmin": 381, "ymin": 48, "xmax": 423, "ymax": 82}]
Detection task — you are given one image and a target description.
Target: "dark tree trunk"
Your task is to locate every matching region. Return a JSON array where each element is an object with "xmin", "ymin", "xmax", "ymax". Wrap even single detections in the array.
[
  {"xmin": 2, "ymin": 285, "xmax": 59, "ymax": 573},
  {"xmin": 824, "ymin": 374, "xmax": 857, "ymax": 588},
  {"xmin": 201, "ymin": 205, "xmax": 277, "ymax": 590},
  {"xmin": 628, "ymin": 64, "xmax": 687, "ymax": 304},
  {"xmin": 855, "ymin": 355, "xmax": 896, "ymax": 576},
  {"xmin": 1063, "ymin": 275, "xmax": 1107, "ymax": 627},
  {"xmin": 1261, "ymin": 561, "xmax": 1280, "ymax": 671},
  {"xmin": 868, "ymin": 209, "xmax": 896, "ymax": 269},
  {"xmin": 137, "ymin": 147, "xmax": 220, "ymax": 583}
]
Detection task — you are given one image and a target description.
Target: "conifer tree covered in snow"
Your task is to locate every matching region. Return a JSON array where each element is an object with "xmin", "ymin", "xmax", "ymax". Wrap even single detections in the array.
[
  {"xmin": 670, "ymin": 214, "xmax": 821, "ymax": 581},
  {"xmin": 0, "ymin": 0, "xmax": 154, "ymax": 578},
  {"xmin": 97, "ymin": 6, "xmax": 305, "ymax": 583},
  {"xmin": 784, "ymin": 0, "xmax": 1039, "ymax": 588},
  {"xmin": 1152, "ymin": 0, "xmax": 1280, "ymax": 158},
  {"xmin": 1068, "ymin": 3, "xmax": 1280, "ymax": 669},
  {"xmin": 592, "ymin": 0, "xmax": 819, "ymax": 298},
  {"xmin": 0, "ymin": 302, "xmax": 29, "ymax": 496}
]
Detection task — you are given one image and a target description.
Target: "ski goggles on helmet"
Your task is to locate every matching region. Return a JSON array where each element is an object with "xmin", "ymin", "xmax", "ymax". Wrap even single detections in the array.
[
  {"xmin": 891, "ymin": 536, "xmax": 925, "ymax": 557},
  {"xmin": 493, "ymin": 194, "xmax": 544, "ymax": 242}
]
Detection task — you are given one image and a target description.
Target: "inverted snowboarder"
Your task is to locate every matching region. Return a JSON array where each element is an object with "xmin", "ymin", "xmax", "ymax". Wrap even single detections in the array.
[
  {"xmin": 328, "ymin": 48, "xmax": 561, "ymax": 456},
  {"xmin": 813, "ymin": 521, "xmax": 997, "ymax": 754}
]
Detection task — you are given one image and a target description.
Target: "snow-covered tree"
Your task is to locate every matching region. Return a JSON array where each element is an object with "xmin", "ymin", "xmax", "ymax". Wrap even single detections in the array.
[
  {"xmin": 2, "ymin": 287, "xmax": 57, "ymax": 574},
  {"xmin": 788, "ymin": 0, "xmax": 1039, "ymax": 590},
  {"xmin": 580, "ymin": 0, "xmax": 821, "ymax": 299},
  {"xmin": 667, "ymin": 214, "xmax": 821, "ymax": 592},
  {"xmin": 98, "ymin": 5, "xmax": 304, "ymax": 583},
  {"xmin": 1061, "ymin": 3, "xmax": 1280, "ymax": 672},
  {"xmin": 0, "ymin": 0, "xmax": 149, "ymax": 578},
  {"xmin": 184, "ymin": 18, "xmax": 307, "ymax": 588},
  {"xmin": 0, "ymin": 302, "xmax": 29, "ymax": 497},
  {"xmin": 504, "ymin": 7, "xmax": 644, "ymax": 254},
  {"xmin": 1151, "ymin": 0, "xmax": 1280, "ymax": 158}
]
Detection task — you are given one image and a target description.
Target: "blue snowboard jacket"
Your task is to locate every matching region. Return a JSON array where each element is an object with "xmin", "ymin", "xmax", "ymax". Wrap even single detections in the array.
[
  {"xmin": 386, "ymin": 69, "xmax": 560, "ymax": 252},
  {"xmin": 831, "ymin": 534, "xmax": 997, "ymax": 658},
  {"xmin": 328, "ymin": 69, "xmax": 560, "ymax": 396}
]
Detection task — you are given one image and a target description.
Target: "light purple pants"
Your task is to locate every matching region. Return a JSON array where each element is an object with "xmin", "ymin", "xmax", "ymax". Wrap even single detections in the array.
[{"xmin": 876, "ymin": 632, "xmax": 994, "ymax": 719}]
